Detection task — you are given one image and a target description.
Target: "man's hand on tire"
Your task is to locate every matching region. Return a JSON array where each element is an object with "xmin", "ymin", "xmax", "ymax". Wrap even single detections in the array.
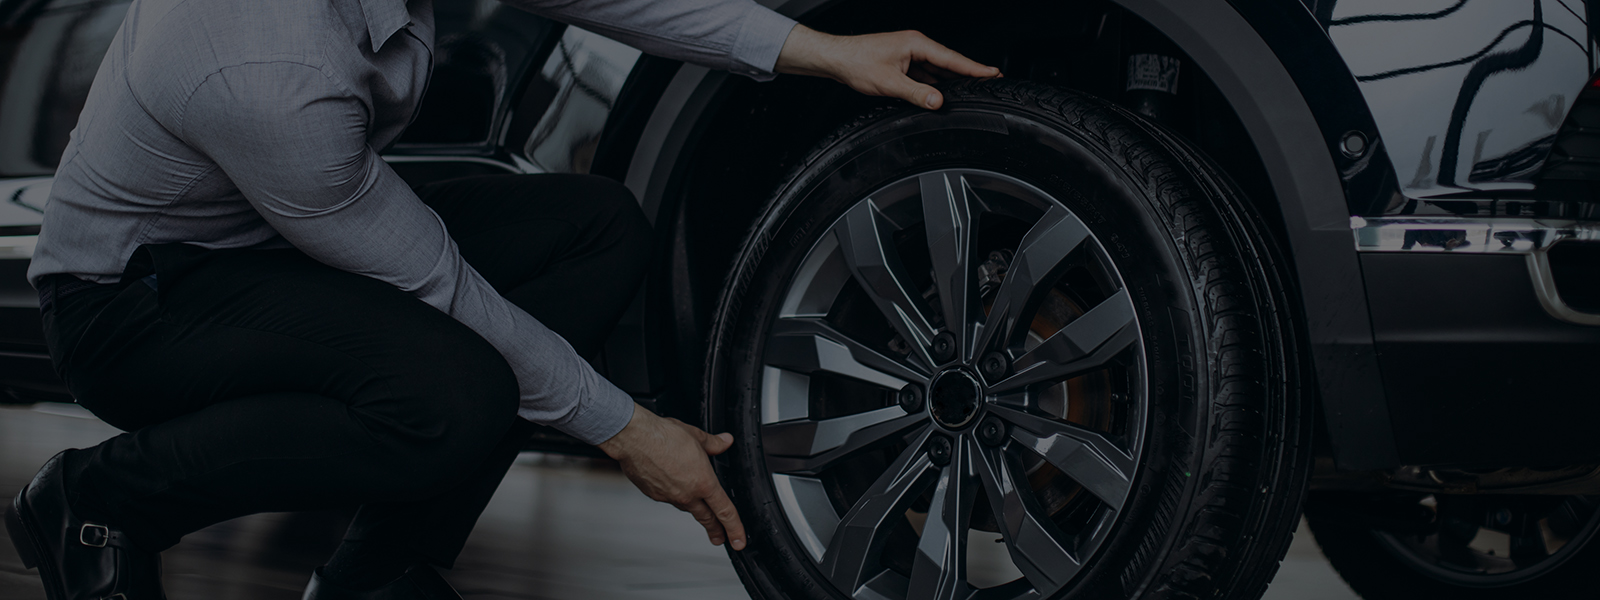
[
  {"xmin": 597, "ymin": 403, "xmax": 747, "ymax": 550},
  {"xmin": 774, "ymin": 24, "xmax": 1001, "ymax": 110}
]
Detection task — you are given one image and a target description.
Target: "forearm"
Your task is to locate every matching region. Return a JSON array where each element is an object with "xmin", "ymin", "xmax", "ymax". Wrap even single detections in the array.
[
  {"xmin": 276, "ymin": 186, "xmax": 634, "ymax": 443},
  {"xmin": 441, "ymin": 267, "xmax": 635, "ymax": 443},
  {"xmin": 499, "ymin": 0, "xmax": 796, "ymax": 80}
]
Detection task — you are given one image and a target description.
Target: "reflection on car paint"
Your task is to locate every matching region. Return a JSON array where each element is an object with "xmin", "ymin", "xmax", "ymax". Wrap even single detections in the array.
[
  {"xmin": 1351, "ymin": 214, "xmax": 1600, "ymax": 254},
  {"xmin": 520, "ymin": 26, "xmax": 640, "ymax": 174},
  {"xmin": 0, "ymin": 176, "xmax": 49, "ymax": 231},
  {"xmin": 1328, "ymin": 0, "xmax": 1594, "ymax": 199},
  {"xmin": 0, "ymin": 0, "xmax": 130, "ymax": 177},
  {"xmin": 390, "ymin": 0, "xmax": 559, "ymax": 149}
]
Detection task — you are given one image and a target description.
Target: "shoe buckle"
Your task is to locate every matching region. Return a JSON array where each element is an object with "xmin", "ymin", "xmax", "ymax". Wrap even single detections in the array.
[{"xmin": 79, "ymin": 523, "xmax": 109, "ymax": 548}]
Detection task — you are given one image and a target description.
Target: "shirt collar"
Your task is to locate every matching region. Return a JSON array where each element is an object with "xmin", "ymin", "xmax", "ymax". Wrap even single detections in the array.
[{"xmin": 359, "ymin": 0, "xmax": 412, "ymax": 52}]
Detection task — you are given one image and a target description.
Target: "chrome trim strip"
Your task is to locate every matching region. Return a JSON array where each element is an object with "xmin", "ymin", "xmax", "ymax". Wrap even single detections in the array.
[
  {"xmin": 1528, "ymin": 251, "xmax": 1600, "ymax": 326},
  {"xmin": 1351, "ymin": 216, "xmax": 1600, "ymax": 254},
  {"xmin": 1352, "ymin": 216, "xmax": 1600, "ymax": 325}
]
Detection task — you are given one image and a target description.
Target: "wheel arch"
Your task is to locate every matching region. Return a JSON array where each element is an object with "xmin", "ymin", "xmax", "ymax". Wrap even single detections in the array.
[{"xmin": 596, "ymin": 0, "xmax": 1402, "ymax": 469}]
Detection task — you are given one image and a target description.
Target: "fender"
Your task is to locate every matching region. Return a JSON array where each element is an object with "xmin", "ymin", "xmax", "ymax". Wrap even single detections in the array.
[{"xmin": 601, "ymin": 0, "xmax": 1402, "ymax": 470}]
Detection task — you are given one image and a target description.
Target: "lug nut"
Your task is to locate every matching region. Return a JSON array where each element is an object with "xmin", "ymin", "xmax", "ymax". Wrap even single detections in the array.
[
  {"xmin": 928, "ymin": 435, "xmax": 953, "ymax": 466},
  {"xmin": 980, "ymin": 352, "xmax": 1010, "ymax": 380},
  {"xmin": 931, "ymin": 331, "xmax": 957, "ymax": 362},
  {"xmin": 897, "ymin": 384, "xmax": 924, "ymax": 413},
  {"xmin": 977, "ymin": 415, "xmax": 1008, "ymax": 446}
]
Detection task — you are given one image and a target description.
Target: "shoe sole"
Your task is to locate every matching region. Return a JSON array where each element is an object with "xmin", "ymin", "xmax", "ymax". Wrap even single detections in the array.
[{"xmin": 6, "ymin": 493, "xmax": 68, "ymax": 600}]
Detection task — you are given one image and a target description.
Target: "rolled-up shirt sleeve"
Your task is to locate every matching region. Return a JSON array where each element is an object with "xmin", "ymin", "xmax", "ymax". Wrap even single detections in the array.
[
  {"xmin": 176, "ymin": 61, "xmax": 635, "ymax": 444},
  {"xmin": 500, "ymin": 0, "xmax": 797, "ymax": 80}
]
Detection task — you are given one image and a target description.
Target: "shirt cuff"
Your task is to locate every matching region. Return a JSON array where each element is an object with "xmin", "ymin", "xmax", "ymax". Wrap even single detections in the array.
[
  {"xmin": 728, "ymin": 4, "xmax": 798, "ymax": 82},
  {"xmin": 525, "ymin": 381, "xmax": 636, "ymax": 446}
]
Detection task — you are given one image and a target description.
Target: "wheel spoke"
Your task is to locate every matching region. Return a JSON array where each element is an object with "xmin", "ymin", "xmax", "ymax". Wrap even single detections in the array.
[
  {"xmin": 920, "ymin": 172, "xmax": 976, "ymax": 361},
  {"xmin": 908, "ymin": 438, "xmax": 979, "ymax": 600},
  {"xmin": 1550, "ymin": 499, "xmax": 1593, "ymax": 539},
  {"xmin": 821, "ymin": 429, "xmax": 939, "ymax": 594},
  {"xmin": 764, "ymin": 411, "xmax": 930, "ymax": 476},
  {"xmin": 975, "ymin": 445, "xmax": 1081, "ymax": 597},
  {"xmin": 969, "ymin": 580, "xmax": 1041, "ymax": 600},
  {"xmin": 1509, "ymin": 514, "xmax": 1551, "ymax": 562},
  {"xmin": 974, "ymin": 205, "xmax": 1091, "ymax": 356},
  {"xmin": 991, "ymin": 405, "xmax": 1134, "ymax": 506},
  {"xmin": 1436, "ymin": 514, "xmax": 1481, "ymax": 566},
  {"xmin": 834, "ymin": 199, "xmax": 939, "ymax": 367},
  {"xmin": 989, "ymin": 289, "xmax": 1136, "ymax": 393},
  {"xmin": 767, "ymin": 317, "xmax": 931, "ymax": 389}
]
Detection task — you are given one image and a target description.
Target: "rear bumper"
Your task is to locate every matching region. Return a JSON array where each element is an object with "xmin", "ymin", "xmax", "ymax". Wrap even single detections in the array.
[{"xmin": 1356, "ymin": 217, "xmax": 1600, "ymax": 468}]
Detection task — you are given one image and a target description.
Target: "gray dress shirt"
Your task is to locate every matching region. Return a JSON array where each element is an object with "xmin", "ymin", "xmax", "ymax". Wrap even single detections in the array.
[{"xmin": 27, "ymin": 0, "xmax": 797, "ymax": 444}]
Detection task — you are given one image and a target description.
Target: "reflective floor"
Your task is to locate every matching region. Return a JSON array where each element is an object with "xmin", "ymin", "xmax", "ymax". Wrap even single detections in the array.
[{"xmin": 0, "ymin": 404, "xmax": 1359, "ymax": 600}]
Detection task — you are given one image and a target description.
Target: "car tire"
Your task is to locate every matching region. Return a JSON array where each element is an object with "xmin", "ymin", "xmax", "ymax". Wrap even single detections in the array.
[
  {"xmin": 1306, "ymin": 491, "xmax": 1600, "ymax": 599},
  {"xmin": 703, "ymin": 79, "xmax": 1311, "ymax": 600}
]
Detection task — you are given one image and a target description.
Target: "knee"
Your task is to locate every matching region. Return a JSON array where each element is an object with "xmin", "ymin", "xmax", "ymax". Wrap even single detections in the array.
[
  {"xmin": 595, "ymin": 177, "xmax": 648, "ymax": 229},
  {"xmin": 580, "ymin": 176, "xmax": 651, "ymax": 279},
  {"xmin": 380, "ymin": 373, "xmax": 518, "ymax": 499},
  {"xmin": 567, "ymin": 174, "xmax": 647, "ymax": 229},
  {"xmin": 443, "ymin": 339, "xmax": 521, "ymax": 429},
  {"xmin": 377, "ymin": 326, "xmax": 519, "ymax": 477},
  {"xmin": 428, "ymin": 334, "xmax": 520, "ymax": 442}
]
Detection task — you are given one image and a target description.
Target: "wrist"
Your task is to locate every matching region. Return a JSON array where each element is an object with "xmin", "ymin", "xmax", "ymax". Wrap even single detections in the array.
[
  {"xmin": 597, "ymin": 402, "xmax": 648, "ymax": 461},
  {"xmin": 774, "ymin": 25, "xmax": 835, "ymax": 78}
]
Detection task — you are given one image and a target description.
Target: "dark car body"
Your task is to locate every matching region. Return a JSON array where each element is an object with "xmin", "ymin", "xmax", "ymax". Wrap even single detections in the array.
[{"xmin": 1, "ymin": 0, "xmax": 1597, "ymax": 475}]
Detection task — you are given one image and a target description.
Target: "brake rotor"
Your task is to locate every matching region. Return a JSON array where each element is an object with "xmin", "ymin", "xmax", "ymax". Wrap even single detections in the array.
[{"xmin": 966, "ymin": 266, "xmax": 1118, "ymax": 534}]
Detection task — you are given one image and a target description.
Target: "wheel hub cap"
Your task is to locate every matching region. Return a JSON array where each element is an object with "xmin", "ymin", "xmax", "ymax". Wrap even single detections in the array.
[{"xmin": 929, "ymin": 368, "xmax": 982, "ymax": 429}]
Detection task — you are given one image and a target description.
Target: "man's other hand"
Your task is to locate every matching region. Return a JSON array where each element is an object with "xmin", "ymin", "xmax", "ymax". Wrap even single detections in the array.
[
  {"xmin": 597, "ymin": 403, "xmax": 747, "ymax": 550},
  {"xmin": 775, "ymin": 24, "xmax": 1001, "ymax": 110}
]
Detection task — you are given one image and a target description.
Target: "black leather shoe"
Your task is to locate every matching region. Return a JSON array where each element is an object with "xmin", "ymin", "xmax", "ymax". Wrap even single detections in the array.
[
  {"xmin": 4, "ymin": 450, "xmax": 166, "ymax": 600},
  {"xmin": 302, "ymin": 564, "xmax": 463, "ymax": 599}
]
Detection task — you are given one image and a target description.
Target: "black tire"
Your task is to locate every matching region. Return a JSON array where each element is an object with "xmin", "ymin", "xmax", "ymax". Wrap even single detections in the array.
[
  {"xmin": 1306, "ymin": 492, "xmax": 1600, "ymax": 599},
  {"xmin": 703, "ymin": 79, "xmax": 1312, "ymax": 600}
]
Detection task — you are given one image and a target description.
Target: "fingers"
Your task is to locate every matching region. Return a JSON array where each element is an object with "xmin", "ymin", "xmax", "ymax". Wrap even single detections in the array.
[
  {"xmin": 679, "ymin": 483, "xmax": 745, "ymax": 551},
  {"xmin": 683, "ymin": 499, "xmax": 728, "ymax": 546},
  {"xmin": 878, "ymin": 31, "xmax": 997, "ymax": 109},
  {"xmin": 918, "ymin": 62, "xmax": 959, "ymax": 80},
  {"xmin": 909, "ymin": 82, "xmax": 944, "ymax": 110},
  {"xmin": 907, "ymin": 65, "xmax": 940, "ymax": 85},
  {"xmin": 871, "ymin": 68, "xmax": 943, "ymax": 109},
  {"xmin": 907, "ymin": 32, "xmax": 1000, "ymax": 79},
  {"xmin": 704, "ymin": 483, "xmax": 747, "ymax": 551},
  {"xmin": 667, "ymin": 417, "xmax": 735, "ymax": 455},
  {"xmin": 614, "ymin": 413, "xmax": 748, "ymax": 552},
  {"xmin": 703, "ymin": 432, "xmax": 734, "ymax": 455},
  {"xmin": 669, "ymin": 418, "xmax": 715, "ymax": 447}
]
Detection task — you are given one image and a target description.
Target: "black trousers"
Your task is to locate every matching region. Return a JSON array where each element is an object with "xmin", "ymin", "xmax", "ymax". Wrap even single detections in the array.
[{"xmin": 38, "ymin": 174, "xmax": 650, "ymax": 566}]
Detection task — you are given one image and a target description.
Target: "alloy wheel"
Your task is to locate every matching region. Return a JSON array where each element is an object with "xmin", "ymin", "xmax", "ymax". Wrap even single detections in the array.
[{"xmin": 756, "ymin": 169, "xmax": 1148, "ymax": 599}]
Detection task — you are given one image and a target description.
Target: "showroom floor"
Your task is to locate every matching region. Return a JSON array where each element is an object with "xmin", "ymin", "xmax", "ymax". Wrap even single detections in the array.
[{"xmin": 0, "ymin": 403, "xmax": 1360, "ymax": 599}]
